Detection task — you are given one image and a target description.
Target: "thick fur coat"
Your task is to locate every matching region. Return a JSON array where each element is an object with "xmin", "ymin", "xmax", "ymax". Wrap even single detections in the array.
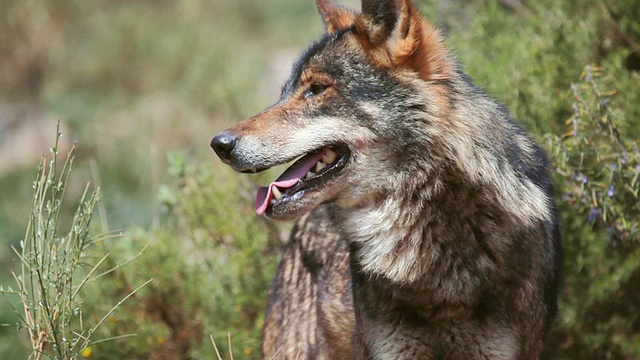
[{"xmin": 211, "ymin": 0, "xmax": 563, "ymax": 358}]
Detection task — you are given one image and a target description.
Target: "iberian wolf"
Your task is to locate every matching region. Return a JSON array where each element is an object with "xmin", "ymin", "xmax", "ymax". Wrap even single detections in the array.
[{"xmin": 211, "ymin": 0, "xmax": 562, "ymax": 358}]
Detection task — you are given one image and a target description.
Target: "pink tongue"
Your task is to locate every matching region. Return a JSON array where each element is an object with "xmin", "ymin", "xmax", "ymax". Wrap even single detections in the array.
[{"xmin": 255, "ymin": 150, "xmax": 325, "ymax": 215}]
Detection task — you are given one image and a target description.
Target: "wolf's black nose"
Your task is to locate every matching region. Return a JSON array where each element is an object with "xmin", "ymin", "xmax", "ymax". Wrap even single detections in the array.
[{"xmin": 210, "ymin": 131, "xmax": 237, "ymax": 162}]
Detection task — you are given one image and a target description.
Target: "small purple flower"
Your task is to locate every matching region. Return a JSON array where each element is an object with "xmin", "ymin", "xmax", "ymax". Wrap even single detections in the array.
[
  {"xmin": 588, "ymin": 208, "xmax": 600, "ymax": 222},
  {"xmin": 573, "ymin": 171, "xmax": 587, "ymax": 183},
  {"xmin": 611, "ymin": 163, "xmax": 617, "ymax": 170},
  {"xmin": 607, "ymin": 185, "xmax": 614, "ymax": 197},
  {"xmin": 585, "ymin": 73, "xmax": 593, "ymax": 82}
]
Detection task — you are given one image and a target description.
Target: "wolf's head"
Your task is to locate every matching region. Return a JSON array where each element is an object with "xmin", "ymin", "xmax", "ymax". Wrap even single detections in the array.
[{"xmin": 211, "ymin": 0, "xmax": 455, "ymax": 220}]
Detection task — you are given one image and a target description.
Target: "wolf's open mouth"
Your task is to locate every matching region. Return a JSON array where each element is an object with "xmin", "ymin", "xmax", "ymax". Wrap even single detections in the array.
[{"xmin": 255, "ymin": 145, "xmax": 349, "ymax": 215}]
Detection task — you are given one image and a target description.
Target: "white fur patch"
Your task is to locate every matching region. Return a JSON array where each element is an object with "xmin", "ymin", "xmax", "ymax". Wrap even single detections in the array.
[{"xmin": 343, "ymin": 192, "xmax": 435, "ymax": 285}]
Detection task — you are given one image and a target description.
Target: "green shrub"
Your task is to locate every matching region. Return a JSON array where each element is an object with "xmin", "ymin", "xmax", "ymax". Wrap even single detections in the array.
[
  {"xmin": 77, "ymin": 153, "xmax": 279, "ymax": 359},
  {"xmin": 435, "ymin": 0, "xmax": 640, "ymax": 134},
  {"xmin": 546, "ymin": 66, "xmax": 640, "ymax": 359},
  {"xmin": 0, "ymin": 127, "xmax": 148, "ymax": 360}
]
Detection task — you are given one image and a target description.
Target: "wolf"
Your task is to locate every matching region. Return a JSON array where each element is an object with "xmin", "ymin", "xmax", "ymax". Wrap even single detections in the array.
[{"xmin": 210, "ymin": 0, "xmax": 562, "ymax": 358}]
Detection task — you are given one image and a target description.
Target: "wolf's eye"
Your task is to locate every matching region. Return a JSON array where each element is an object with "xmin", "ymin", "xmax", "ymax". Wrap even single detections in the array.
[{"xmin": 303, "ymin": 83, "xmax": 329, "ymax": 99}]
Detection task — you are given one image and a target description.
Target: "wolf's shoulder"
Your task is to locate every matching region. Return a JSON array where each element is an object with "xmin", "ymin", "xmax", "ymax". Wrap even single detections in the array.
[{"xmin": 288, "ymin": 204, "xmax": 343, "ymax": 270}]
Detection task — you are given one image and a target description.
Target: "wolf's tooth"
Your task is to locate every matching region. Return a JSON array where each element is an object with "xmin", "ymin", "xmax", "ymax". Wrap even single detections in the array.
[
  {"xmin": 315, "ymin": 161, "xmax": 326, "ymax": 172},
  {"xmin": 272, "ymin": 186, "xmax": 282, "ymax": 200},
  {"xmin": 322, "ymin": 149, "xmax": 337, "ymax": 164},
  {"xmin": 270, "ymin": 199, "xmax": 276, "ymax": 205},
  {"xmin": 306, "ymin": 171, "xmax": 315, "ymax": 179}
]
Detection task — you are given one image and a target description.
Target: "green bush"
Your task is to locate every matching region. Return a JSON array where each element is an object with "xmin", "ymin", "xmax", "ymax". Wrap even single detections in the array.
[
  {"xmin": 433, "ymin": 0, "xmax": 640, "ymax": 134},
  {"xmin": 546, "ymin": 66, "xmax": 640, "ymax": 359},
  {"xmin": 0, "ymin": 128, "xmax": 148, "ymax": 360},
  {"xmin": 76, "ymin": 153, "xmax": 279, "ymax": 359}
]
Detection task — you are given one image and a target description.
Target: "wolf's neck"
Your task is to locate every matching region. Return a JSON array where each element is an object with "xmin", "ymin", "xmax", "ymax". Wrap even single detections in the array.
[
  {"xmin": 338, "ymin": 194, "xmax": 437, "ymax": 285},
  {"xmin": 335, "ymin": 174, "xmax": 504, "ymax": 290}
]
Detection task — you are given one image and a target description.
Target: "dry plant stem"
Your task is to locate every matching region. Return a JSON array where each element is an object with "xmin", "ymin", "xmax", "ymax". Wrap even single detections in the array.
[
  {"xmin": 209, "ymin": 333, "xmax": 235, "ymax": 360},
  {"xmin": 210, "ymin": 334, "xmax": 223, "ymax": 360},
  {"xmin": 227, "ymin": 332, "xmax": 234, "ymax": 360}
]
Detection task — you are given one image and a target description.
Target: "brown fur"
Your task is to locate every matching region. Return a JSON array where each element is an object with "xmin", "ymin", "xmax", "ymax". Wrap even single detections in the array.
[
  {"xmin": 262, "ymin": 206, "xmax": 354, "ymax": 359},
  {"xmin": 352, "ymin": 0, "xmax": 452, "ymax": 82},
  {"xmin": 316, "ymin": 0, "xmax": 358, "ymax": 34}
]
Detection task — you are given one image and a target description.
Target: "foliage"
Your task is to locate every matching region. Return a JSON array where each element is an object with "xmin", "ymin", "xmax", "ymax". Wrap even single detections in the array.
[
  {"xmin": 437, "ymin": 0, "xmax": 640, "ymax": 135},
  {"xmin": 74, "ymin": 153, "xmax": 278, "ymax": 359},
  {"xmin": 0, "ymin": 126, "xmax": 148, "ymax": 359},
  {"xmin": 546, "ymin": 66, "xmax": 640, "ymax": 359}
]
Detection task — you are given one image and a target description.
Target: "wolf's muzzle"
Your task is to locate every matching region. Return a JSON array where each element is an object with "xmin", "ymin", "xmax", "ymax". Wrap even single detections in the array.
[{"xmin": 210, "ymin": 131, "xmax": 237, "ymax": 163}]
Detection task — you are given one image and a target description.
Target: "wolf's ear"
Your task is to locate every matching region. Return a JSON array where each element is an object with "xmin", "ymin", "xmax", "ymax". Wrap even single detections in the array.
[
  {"xmin": 316, "ymin": 0, "xmax": 357, "ymax": 34},
  {"xmin": 359, "ymin": 0, "xmax": 399, "ymax": 45},
  {"xmin": 357, "ymin": 0, "xmax": 451, "ymax": 81}
]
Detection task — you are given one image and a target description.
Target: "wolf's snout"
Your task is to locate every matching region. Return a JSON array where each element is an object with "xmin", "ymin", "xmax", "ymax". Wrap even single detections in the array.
[{"xmin": 210, "ymin": 131, "xmax": 237, "ymax": 162}]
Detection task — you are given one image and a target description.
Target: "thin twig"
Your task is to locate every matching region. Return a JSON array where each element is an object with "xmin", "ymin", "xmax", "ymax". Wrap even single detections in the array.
[
  {"xmin": 81, "ymin": 279, "xmax": 153, "ymax": 351},
  {"xmin": 228, "ymin": 332, "xmax": 234, "ymax": 360},
  {"xmin": 210, "ymin": 334, "xmax": 223, "ymax": 360}
]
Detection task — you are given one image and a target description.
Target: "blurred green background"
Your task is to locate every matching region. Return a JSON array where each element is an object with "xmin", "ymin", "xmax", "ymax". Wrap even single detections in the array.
[{"xmin": 0, "ymin": 0, "xmax": 638, "ymax": 358}]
